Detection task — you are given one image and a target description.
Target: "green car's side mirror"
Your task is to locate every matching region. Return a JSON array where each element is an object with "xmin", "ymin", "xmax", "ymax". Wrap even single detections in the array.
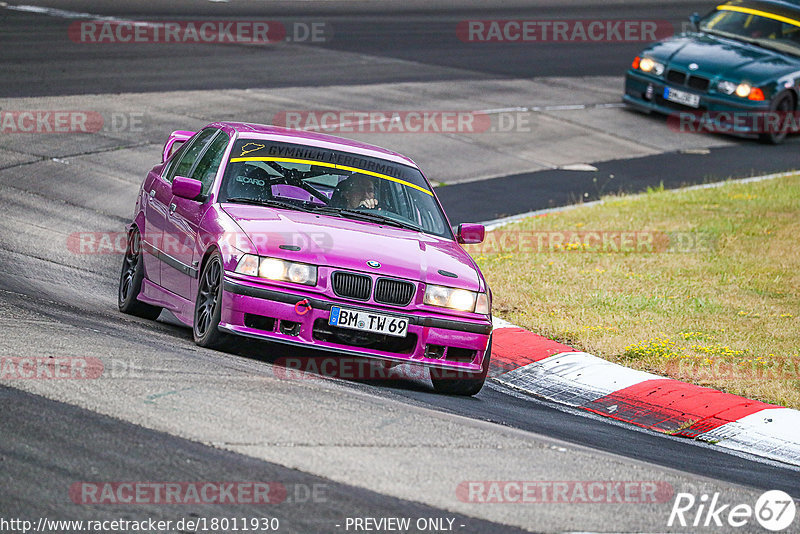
[{"xmin": 689, "ymin": 13, "xmax": 701, "ymax": 30}]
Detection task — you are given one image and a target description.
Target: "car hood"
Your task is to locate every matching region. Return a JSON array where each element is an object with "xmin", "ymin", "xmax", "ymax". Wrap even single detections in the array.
[
  {"xmin": 646, "ymin": 33, "xmax": 800, "ymax": 84},
  {"xmin": 221, "ymin": 204, "xmax": 484, "ymax": 291}
]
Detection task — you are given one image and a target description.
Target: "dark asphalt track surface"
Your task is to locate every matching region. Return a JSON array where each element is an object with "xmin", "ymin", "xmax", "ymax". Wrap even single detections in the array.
[
  {"xmin": 440, "ymin": 142, "xmax": 800, "ymax": 224},
  {"xmin": 1, "ymin": 0, "xmax": 799, "ymax": 530},
  {"xmin": 0, "ymin": 385, "xmax": 527, "ymax": 533}
]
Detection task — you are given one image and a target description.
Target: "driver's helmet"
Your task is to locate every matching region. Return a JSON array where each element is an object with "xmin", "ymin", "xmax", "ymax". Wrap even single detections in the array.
[{"xmin": 329, "ymin": 174, "xmax": 376, "ymax": 208}]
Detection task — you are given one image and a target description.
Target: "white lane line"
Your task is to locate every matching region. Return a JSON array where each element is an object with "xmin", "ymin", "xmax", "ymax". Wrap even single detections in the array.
[
  {"xmin": 478, "ymin": 107, "xmax": 529, "ymax": 114},
  {"xmin": 3, "ymin": 3, "xmax": 122, "ymax": 21},
  {"xmin": 478, "ymin": 102, "xmax": 625, "ymax": 114}
]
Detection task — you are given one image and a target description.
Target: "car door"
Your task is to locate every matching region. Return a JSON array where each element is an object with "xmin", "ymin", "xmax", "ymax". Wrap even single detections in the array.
[
  {"xmin": 140, "ymin": 168, "xmax": 166, "ymax": 286},
  {"xmin": 155, "ymin": 128, "xmax": 218, "ymax": 298},
  {"xmin": 162, "ymin": 129, "xmax": 230, "ymax": 300},
  {"xmin": 140, "ymin": 133, "xmax": 210, "ymax": 287}
]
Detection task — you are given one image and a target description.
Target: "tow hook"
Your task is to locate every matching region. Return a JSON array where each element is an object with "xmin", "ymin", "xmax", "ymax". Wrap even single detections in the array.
[{"xmin": 294, "ymin": 298, "xmax": 312, "ymax": 316}]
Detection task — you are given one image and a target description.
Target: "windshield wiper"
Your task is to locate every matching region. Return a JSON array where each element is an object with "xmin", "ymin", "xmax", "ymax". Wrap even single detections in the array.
[
  {"xmin": 225, "ymin": 197, "xmax": 314, "ymax": 212},
  {"xmin": 702, "ymin": 28, "xmax": 785, "ymax": 53},
  {"xmin": 317, "ymin": 207, "xmax": 422, "ymax": 231}
]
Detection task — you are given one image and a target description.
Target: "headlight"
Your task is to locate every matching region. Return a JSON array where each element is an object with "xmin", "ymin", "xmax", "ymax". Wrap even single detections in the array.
[
  {"xmin": 259, "ymin": 258, "xmax": 287, "ymax": 280},
  {"xmin": 717, "ymin": 80, "xmax": 736, "ymax": 95},
  {"xmin": 424, "ymin": 284, "xmax": 489, "ymax": 314},
  {"xmin": 639, "ymin": 57, "xmax": 665, "ymax": 76},
  {"xmin": 235, "ymin": 254, "xmax": 317, "ymax": 286},
  {"xmin": 718, "ymin": 81, "xmax": 765, "ymax": 101},
  {"xmin": 735, "ymin": 82, "xmax": 752, "ymax": 98},
  {"xmin": 733, "ymin": 82, "xmax": 765, "ymax": 101}
]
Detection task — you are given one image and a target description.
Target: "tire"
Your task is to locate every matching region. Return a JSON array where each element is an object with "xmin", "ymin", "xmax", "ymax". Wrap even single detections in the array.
[
  {"xmin": 430, "ymin": 334, "xmax": 492, "ymax": 396},
  {"xmin": 118, "ymin": 228, "xmax": 162, "ymax": 320},
  {"xmin": 193, "ymin": 251, "xmax": 229, "ymax": 349},
  {"xmin": 759, "ymin": 91, "xmax": 795, "ymax": 145}
]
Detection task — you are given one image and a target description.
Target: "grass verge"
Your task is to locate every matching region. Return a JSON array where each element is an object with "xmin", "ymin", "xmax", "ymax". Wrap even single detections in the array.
[{"xmin": 466, "ymin": 174, "xmax": 800, "ymax": 408}]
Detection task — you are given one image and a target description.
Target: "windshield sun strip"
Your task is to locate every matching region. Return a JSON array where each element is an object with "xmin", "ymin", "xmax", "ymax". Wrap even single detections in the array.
[
  {"xmin": 716, "ymin": 5, "xmax": 800, "ymax": 29},
  {"xmin": 229, "ymin": 156, "xmax": 434, "ymax": 197}
]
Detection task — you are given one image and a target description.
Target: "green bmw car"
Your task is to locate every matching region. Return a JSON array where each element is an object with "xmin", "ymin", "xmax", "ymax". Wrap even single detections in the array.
[{"xmin": 624, "ymin": 0, "xmax": 800, "ymax": 143}]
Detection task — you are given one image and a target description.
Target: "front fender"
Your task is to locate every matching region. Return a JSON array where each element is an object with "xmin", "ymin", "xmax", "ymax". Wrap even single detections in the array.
[{"xmin": 197, "ymin": 204, "xmax": 257, "ymax": 273}]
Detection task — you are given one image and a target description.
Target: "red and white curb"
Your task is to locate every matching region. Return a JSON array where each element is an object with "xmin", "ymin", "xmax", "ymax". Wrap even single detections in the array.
[{"xmin": 488, "ymin": 317, "xmax": 800, "ymax": 467}]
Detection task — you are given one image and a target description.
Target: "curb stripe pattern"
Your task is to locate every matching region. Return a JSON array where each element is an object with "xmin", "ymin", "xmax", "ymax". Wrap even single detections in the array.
[{"xmin": 489, "ymin": 318, "xmax": 800, "ymax": 467}]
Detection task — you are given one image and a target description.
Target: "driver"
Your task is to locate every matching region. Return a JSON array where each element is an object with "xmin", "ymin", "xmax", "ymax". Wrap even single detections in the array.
[{"xmin": 331, "ymin": 175, "xmax": 378, "ymax": 209}]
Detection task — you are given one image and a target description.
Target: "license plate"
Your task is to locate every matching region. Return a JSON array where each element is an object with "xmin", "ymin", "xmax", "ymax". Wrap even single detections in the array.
[
  {"xmin": 329, "ymin": 306, "xmax": 409, "ymax": 337},
  {"xmin": 664, "ymin": 87, "xmax": 700, "ymax": 108}
]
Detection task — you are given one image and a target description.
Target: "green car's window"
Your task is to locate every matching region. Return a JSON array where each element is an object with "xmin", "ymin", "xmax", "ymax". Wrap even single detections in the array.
[{"xmin": 701, "ymin": 8, "xmax": 800, "ymax": 56}]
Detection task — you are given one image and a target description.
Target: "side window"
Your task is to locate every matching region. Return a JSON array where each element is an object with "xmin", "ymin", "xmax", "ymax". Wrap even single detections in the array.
[
  {"xmin": 189, "ymin": 132, "xmax": 230, "ymax": 195},
  {"xmin": 161, "ymin": 142, "xmax": 186, "ymax": 181},
  {"xmin": 164, "ymin": 129, "xmax": 216, "ymax": 183}
]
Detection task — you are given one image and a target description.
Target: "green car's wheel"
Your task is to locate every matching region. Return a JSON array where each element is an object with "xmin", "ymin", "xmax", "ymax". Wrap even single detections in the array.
[{"xmin": 759, "ymin": 91, "xmax": 795, "ymax": 145}]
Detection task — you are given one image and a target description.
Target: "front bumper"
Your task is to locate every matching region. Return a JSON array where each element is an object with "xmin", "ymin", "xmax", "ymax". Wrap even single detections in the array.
[
  {"xmin": 624, "ymin": 70, "xmax": 772, "ymax": 133},
  {"xmin": 219, "ymin": 277, "xmax": 492, "ymax": 373}
]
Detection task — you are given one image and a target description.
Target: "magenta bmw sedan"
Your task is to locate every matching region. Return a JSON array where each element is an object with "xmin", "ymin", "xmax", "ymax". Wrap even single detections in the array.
[{"xmin": 119, "ymin": 122, "xmax": 492, "ymax": 395}]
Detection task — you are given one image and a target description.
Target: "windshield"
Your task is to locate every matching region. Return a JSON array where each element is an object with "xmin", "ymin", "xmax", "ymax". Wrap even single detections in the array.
[
  {"xmin": 700, "ymin": 6, "xmax": 800, "ymax": 56},
  {"xmin": 218, "ymin": 139, "xmax": 452, "ymax": 238}
]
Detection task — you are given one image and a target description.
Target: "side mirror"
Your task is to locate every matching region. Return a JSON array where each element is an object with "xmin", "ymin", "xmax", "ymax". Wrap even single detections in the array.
[
  {"xmin": 172, "ymin": 175, "xmax": 203, "ymax": 200},
  {"xmin": 689, "ymin": 12, "xmax": 701, "ymax": 30},
  {"xmin": 162, "ymin": 130, "xmax": 195, "ymax": 163},
  {"xmin": 457, "ymin": 223, "xmax": 485, "ymax": 244}
]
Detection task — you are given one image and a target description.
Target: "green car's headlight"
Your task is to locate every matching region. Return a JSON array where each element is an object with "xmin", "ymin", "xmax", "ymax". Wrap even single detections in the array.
[
  {"xmin": 638, "ymin": 57, "xmax": 665, "ymax": 76},
  {"xmin": 717, "ymin": 80, "xmax": 737, "ymax": 95},
  {"xmin": 735, "ymin": 82, "xmax": 752, "ymax": 98},
  {"xmin": 718, "ymin": 81, "xmax": 765, "ymax": 101},
  {"xmin": 424, "ymin": 284, "xmax": 490, "ymax": 314},
  {"xmin": 235, "ymin": 254, "xmax": 318, "ymax": 286}
]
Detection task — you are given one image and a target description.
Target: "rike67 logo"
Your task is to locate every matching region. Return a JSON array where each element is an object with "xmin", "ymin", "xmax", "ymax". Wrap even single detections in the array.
[{"xmin": 668, "ymin": 490, "xmax": 796, "ymax": 531}]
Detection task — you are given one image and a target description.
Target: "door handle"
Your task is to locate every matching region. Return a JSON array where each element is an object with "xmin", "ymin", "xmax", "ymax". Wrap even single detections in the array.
[
  {"xmin": 149, "ymin": 189, "xmax": 156, "ymax": 198},
  {"xmin": 169, "ymin": 203, "xmax": 177, "ymax": 214}
]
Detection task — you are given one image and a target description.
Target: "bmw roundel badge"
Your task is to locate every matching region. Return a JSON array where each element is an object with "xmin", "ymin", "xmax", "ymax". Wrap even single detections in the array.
[{"xmin": 367, "ymin": 260, "xmax": 381, "ymax": 268}]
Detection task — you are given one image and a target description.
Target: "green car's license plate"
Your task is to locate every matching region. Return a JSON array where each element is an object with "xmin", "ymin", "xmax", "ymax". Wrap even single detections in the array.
[{"xmin": 664, "ymin": 87, "xmax": 700, "ymax": 108}]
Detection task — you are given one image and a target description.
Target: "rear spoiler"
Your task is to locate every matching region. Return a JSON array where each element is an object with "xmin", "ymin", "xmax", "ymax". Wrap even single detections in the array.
[{"xmin": 162, "ymin": 130, "xmax": 195, "ymax": 163}]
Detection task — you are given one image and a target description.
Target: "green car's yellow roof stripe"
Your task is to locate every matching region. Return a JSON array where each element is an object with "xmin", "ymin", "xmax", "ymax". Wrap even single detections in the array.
[
  {"xmin": 230, "ymin": 156, "xmax": 434, "ymax": 196},
  {"xmin": 717, "ymin": 5, "xmax": 800, "ymax": 28}
]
